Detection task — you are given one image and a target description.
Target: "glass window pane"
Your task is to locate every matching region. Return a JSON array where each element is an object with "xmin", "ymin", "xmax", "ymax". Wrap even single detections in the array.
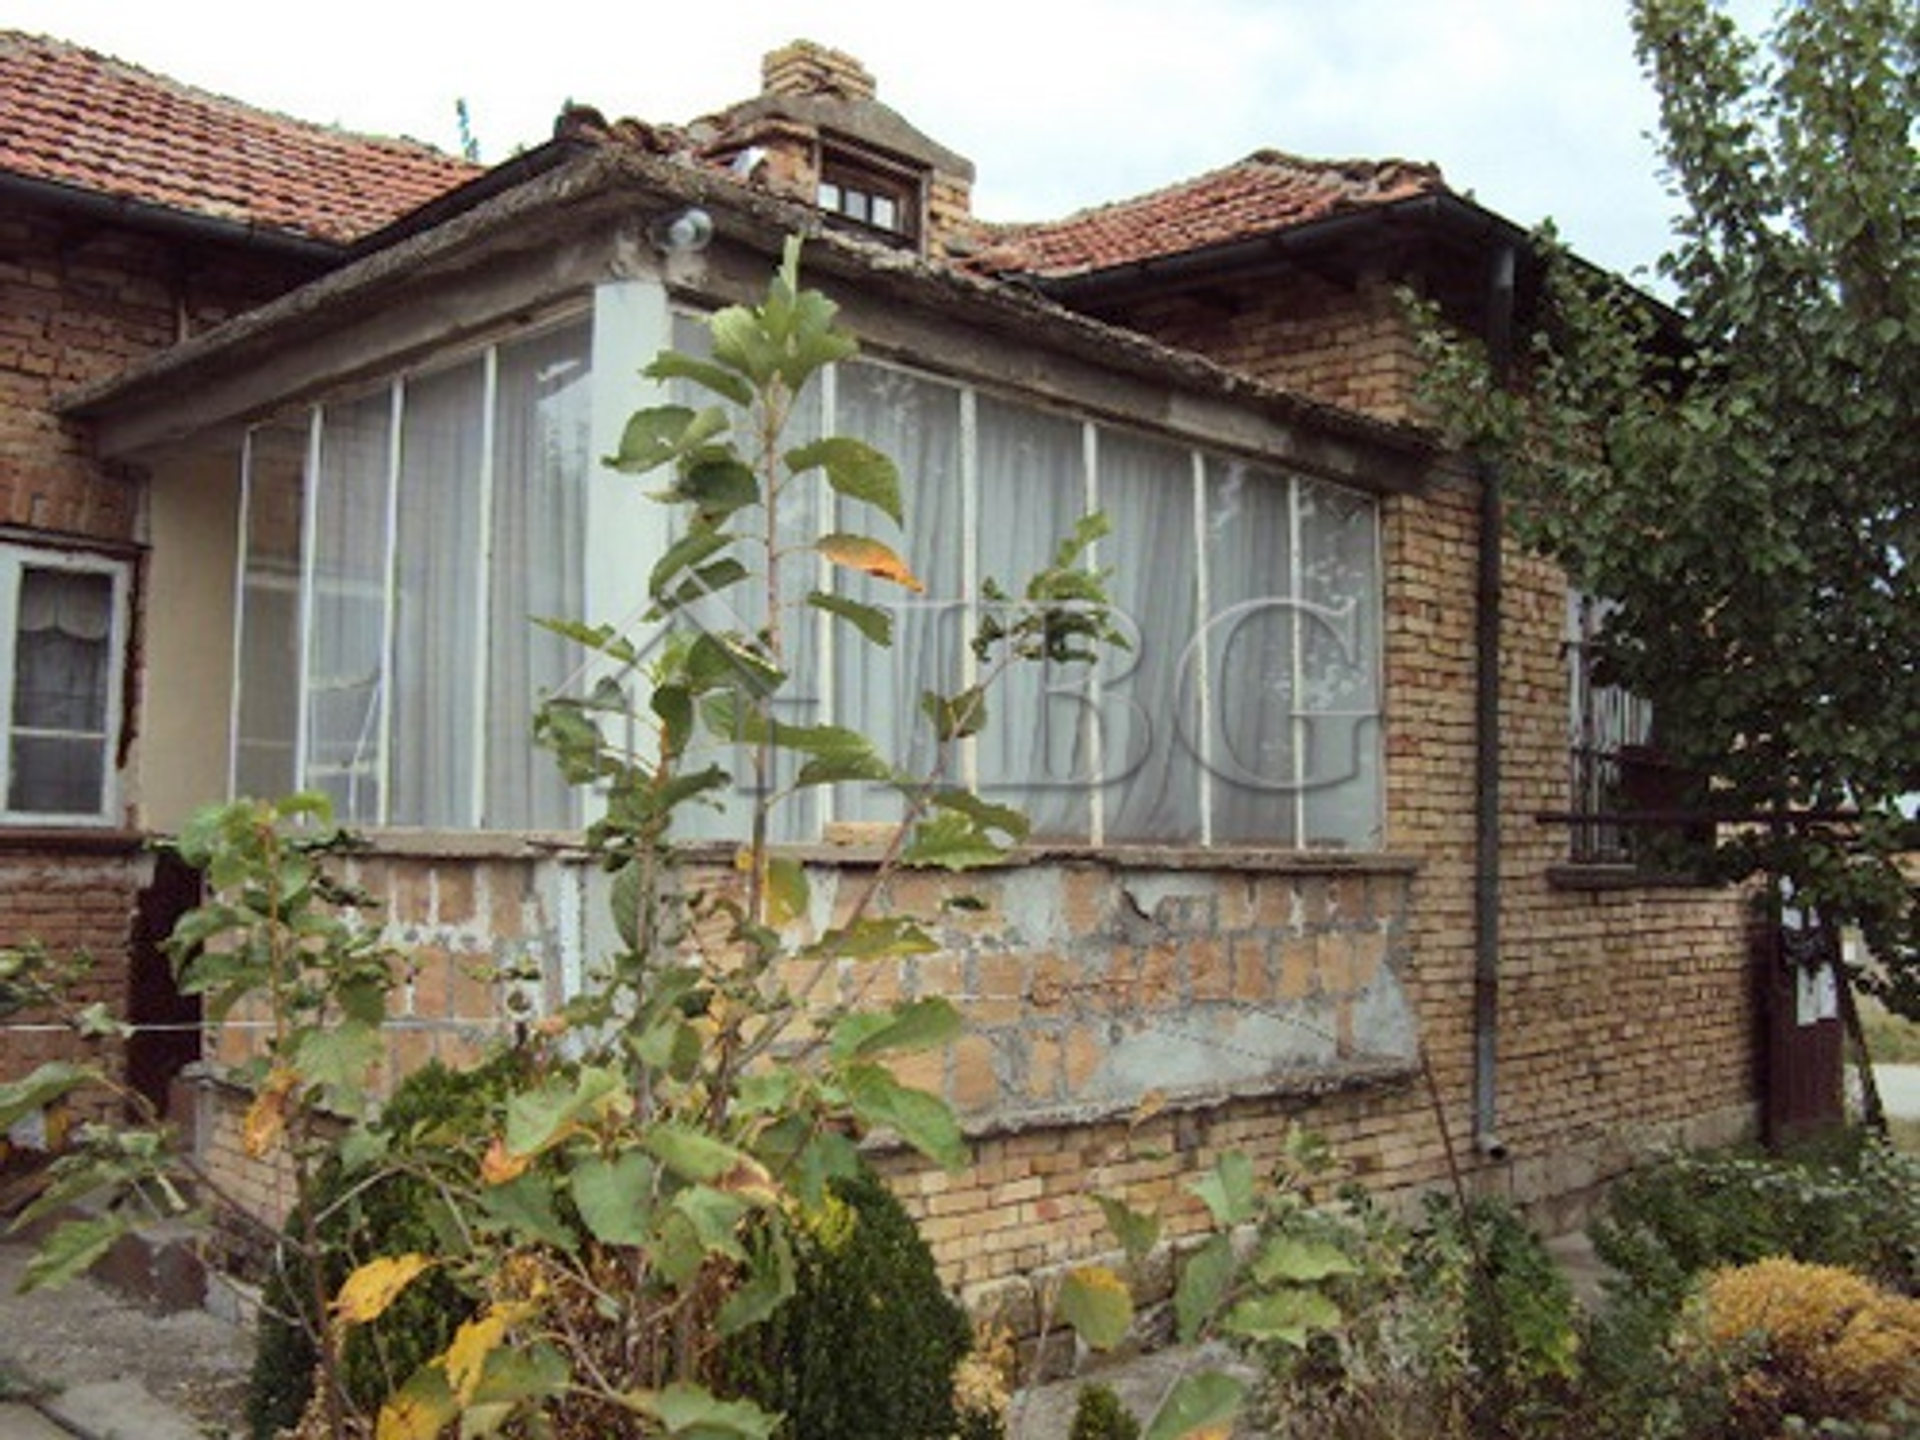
[
  {"xmin": 9, "ymin": 735, "xmax": 105, "ymax": 814},
  {"xmin": 976, "ymin": 397, "xmax": 1096, "ymax": 840},
  {"xmin": 390, "ymin": 360, "xmax": 486, "ymax": 828},
  {"xmin": 307, "ymin": 392, "xmax": 392, "ymax": 824},
  {"xmin": 490, "ymin": 322, "xmax": 591, "ymax": 831},
  {"xmin": 235, "ymin": 423, "xmax": 308, "ymax": 799},
  {"xmin": 9, "ymin": 566, "xmax": 112, "ymax": 815},
  {"xmin": 1099, "ymin": 430, "xmax": 1200, "ymax": 843},
  {"xmin": 11, "ymin": 569, "xmax": 111, "ymax": 731},
  {"xmin": 833, "ymin": 361, "xmax": 964, "ymax": 824},
  {"xmin": 1205, "ymin": 459, "xmax": 1297, "ymax": 845},
  {"xmin": 1297, "ymin": 479, "xmax": 1381, "ymax": 849}
]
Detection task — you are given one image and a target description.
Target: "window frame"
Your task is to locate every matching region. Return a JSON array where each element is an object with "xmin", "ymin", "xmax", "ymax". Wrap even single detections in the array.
[
  {"xmin": 1565, "ymin": 590, "xmax": 1654, "ymax": 865},
  {"xmin": 0, "ymin": 541, "xmax": 132, "ymax": 827}
]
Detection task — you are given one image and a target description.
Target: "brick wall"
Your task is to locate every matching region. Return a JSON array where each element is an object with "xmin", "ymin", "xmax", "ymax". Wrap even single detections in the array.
[
  {"xmin": 0, "ymin": 201, "xmax": 326, "ymax": 1113},
  {"xmin": 0, "ymin": 840, "xmax": 149, "ymax": 1124},
  {"xmin": 1107, "ymin": 271, "xmax": 1427, "ymax": 424},
  {"xmin": 0, "ymin": 207, "xmax": 316, "ymax": 542}
]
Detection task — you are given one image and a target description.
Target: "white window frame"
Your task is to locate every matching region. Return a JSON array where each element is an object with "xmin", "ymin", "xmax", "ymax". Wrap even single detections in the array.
[{"xmin": 0, "ymin": 542, "xmax": 131, "ymax": 826}]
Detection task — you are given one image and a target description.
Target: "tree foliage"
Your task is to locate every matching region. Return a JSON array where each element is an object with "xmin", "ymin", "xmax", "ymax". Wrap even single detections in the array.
[{"xmin": 1418, "ymin": 0, "xmax": 1919, "ymax": 1010}]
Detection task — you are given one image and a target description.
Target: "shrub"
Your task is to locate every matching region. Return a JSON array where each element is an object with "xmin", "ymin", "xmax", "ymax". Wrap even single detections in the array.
[
  {"xmin": 1591, "ymin": 1137, "xmax": 1920, "ymax": 1314},
  {"xmin": 1413, "ymin": 1196, "xmax": 1580, "ymax": 1439},
  {"xmin": 722, "ymin": 1166, "xmax": 972, "ymax": 1440},
  {"xmin": 1678, "ymin": 1258, "xmax": 1920, "ymax": 1437},
  {"xmin": 1070, "ymin": 1381, "xmax": 1142, "ymax": 1440},
  {"xmin": 245, "ymin": 1056, "xmax": 517, "ymax": 1438}
]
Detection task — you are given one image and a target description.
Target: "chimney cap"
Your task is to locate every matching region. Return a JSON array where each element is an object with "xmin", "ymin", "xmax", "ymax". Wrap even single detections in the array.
[{"xmin": 761, "ymin": 40, "xmax": 877, "ymax": 102}]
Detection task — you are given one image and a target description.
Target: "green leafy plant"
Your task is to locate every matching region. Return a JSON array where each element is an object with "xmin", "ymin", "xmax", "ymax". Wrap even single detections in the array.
[
  {"xmin": 1069, "ymin": 1382, "xmax": 1142, "ymax": 1440},
  {"xmin": 721, "ymin": 1166, "xmax": 971, "ymax": 1440}
]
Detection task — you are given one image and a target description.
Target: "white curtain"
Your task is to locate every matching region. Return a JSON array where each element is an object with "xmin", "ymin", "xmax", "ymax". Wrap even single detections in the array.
[
  {"xmin": 307, "ymin": 392, "xmax": 392, "ymax": 824},
  {"xmin": 1296, "ymin": 478, "xmax": 1382, "ymax": 849},
  {"xmin": 1099, "ymin": 428, "xmax": 1200, "ymax": 843},
  {"xmin": 832, "ymin": 361, "xmax": 964, "ymax": 823},
  {"xmin": 392, "ymin": 359, "xmax": 485, "ymax": 828},
  {"xmin": 1205, "ymin": 457, "xmax": 1298, "ymax": 845},
  {"xmin": 235, "ymin": 423, "xmax": 306, "ymax": 799},
  {"xmin": 9, "ymin": 566, "xmax": 111, "ymax": 814},
  {"xmin": 488, "ymin": 322, "xmax": 591, "ymax": 831},
  {"xmin": 975, "ymin": 395, "xmax": 1096, "ymax": 840}
]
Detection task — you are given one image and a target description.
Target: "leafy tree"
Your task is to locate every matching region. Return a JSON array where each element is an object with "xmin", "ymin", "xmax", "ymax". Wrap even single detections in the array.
[{"xmin": 1418, "ymin": 0, "xmax": 1918, "ymax": 1015}]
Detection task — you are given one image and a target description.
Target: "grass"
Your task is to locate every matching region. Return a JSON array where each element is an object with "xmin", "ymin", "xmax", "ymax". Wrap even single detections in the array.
[
  {"xmin": 1858, "ymin": 995, "xmax": 1920, "ymax": 1064},
  {"xmin": 1888, "ymin": 1116, "xmax": 1920, "ymax": 1156}
]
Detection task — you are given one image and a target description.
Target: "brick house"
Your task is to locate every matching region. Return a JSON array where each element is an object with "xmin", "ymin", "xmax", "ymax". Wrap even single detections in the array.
[{"xmin": 5, "ymin": 33, "xmax": 1760, "ymax": 1329}]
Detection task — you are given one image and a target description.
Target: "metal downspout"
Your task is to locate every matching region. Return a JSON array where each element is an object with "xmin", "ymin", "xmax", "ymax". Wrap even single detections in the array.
[{"xmin": 1473, "ymin": 243, "xmax": 1518, "ymax": 1157}]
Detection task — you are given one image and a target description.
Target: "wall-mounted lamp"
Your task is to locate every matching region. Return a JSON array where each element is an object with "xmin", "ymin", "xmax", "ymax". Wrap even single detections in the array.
[{"xmin": 648, "ymin": 206, "xmax": 714, "ymax": 255}]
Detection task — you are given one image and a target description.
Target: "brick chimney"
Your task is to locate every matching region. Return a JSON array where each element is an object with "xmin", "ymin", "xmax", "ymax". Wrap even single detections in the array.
[{"xmin": 761, "ymin": 41, "xmax": 877, "ymax": 102}]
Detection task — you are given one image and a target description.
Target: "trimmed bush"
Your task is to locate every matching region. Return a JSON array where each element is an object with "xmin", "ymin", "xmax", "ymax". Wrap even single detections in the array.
[
  {"xmin": 1070, "ymin": 1382, "xmax": 1142, "ymax": 1440},
  {"xmin": 244, "ymin": 1056, "xmax": 518, "ymax": 1438},
  {"xmin": 723, "ymin": 1166, "xmax": 972, "ymax": 1440},
  {"xmin": 1681, "ymin": 1258, "xmax": 1920, "ymax": 1437}
]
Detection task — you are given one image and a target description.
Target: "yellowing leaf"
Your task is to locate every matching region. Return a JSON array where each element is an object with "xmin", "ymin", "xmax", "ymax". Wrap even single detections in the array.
[
  {"xmin": 242, "ymin": 1067, "xmax": 297, "ymax": 1159},
  {"xmin": 333, "ymin": 1253, "xmax": 434, "ymax": 1327},
  {"xmin": 480, "ymin": 1135, "xmax": 530, "ymax": 1186},
  {"xmin": 817, "ymin": 533, "xmax": 924, "ymax": 592},
  {"xmin": 446, "ymin": 1308, "xmax": 509, "ymax": 1405},
  {"xmin": 376, "ymin": 1364, "xmax": 457, "ymax": 1440}
]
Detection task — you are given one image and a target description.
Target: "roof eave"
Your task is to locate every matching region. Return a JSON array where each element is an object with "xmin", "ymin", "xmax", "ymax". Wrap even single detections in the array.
[{"xmin": 0, "ymin": 168, "xmax": 348, "ymax": 264}]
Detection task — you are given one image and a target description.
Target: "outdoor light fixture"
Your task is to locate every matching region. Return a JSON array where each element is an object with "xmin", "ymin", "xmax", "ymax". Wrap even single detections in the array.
[{"xmin": 648, "ymin": 206, "xmax": 714, "ymax": 254}]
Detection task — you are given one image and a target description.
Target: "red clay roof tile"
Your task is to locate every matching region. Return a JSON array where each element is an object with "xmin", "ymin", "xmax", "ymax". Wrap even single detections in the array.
[
  {"xmin": 970, "ymin": 150, "xmax": 1449, "ymax": 279},
  {"xmin": 1, "ymin": 31, "xmax": 480, "ymax": 246}
]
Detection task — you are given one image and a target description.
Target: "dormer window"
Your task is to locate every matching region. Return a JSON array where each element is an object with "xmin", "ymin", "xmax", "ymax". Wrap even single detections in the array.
[{"xmin": 817, "ymin": 148, "xmax": 919, "ymax": 245}]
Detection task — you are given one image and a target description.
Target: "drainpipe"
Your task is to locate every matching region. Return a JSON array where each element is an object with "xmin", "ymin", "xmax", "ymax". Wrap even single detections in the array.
[{"xmin": 1472, "ymin": 243, "xmax": 1518, "ymax": 1159}]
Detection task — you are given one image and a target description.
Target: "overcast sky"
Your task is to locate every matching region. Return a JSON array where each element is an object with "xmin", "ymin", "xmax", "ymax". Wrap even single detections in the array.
[{"xmin": 13, "ymin": 0, "xmax": 1778, "ymax": 281}]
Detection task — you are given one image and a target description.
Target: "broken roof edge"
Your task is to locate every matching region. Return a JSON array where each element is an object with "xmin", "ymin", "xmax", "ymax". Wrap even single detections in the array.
[{"xmin": 61, "ymin": 142, "xmax": 1436, "ymax": 475}]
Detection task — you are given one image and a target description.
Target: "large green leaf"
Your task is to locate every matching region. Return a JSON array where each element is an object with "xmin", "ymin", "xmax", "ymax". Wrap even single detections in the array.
[
  {"xmin": 1059, "ymin": 1266, "xmax": 1134, "ymax": 1351},
  {"xmin": 901, "ymin": 812, "xmax": 1009, "ymax": 871},
  {"xmin": 20, "ymin": 1213, "xmax": 128, "ymax": 1291},
  {"xmin": 504, "ymin": 1067, "xmax": 629, "ymax": 1158},
  {"xmin": 1142, "ymin": 1371, "xmax": 1247, "ymax": 1440},
  {"xmin": 0, "ymin": 1061, "xmax": 97, "ymax": 1129},
  {"xmin": 609, "ymin": 405, "xmax": 721, "ymax": 475},
  {"xmin": 648, "ymin": 527, "xmax": 731, "ymax": 599},
  {"xmin": 1222, "ymin": 1287, "xmax": 1343, "ymax": 1348},
  {"xmin": 1094, "ymin": 1193, "xmax": 1162, "ymax": 1265},
  {"xmin": 786, "ymin": 437, "xmax": 903, "ymax": 525},
  {"xmin": 805, "ymin": 916, "xmax": 939, "ymax": 962},
  {"xmin": 1174, "ymin": 1233, "xmax": 1236, "ymax": 1343},
  {"xmin": 477, "ymin": 1173, "xmax": 576, "ymax": 1251},
  {"xmin": 1189, "ymin": 1149, "xmax": 1257, "ymax": 1228},
  {"xmin": 807, "ymin": 591, "xmax": 894, "ymax": 648},
  {"xmin": 829, "ymin": 997, "xmax": 963, "ymax": 1060},
  {"xmin": 1247, "ymin": 1234, "xmax": 1360, "ymax": 1285},
  {"xmin": 635, "ymin": 1381, "xmax": 780, "ymax": 1440},
  {"xmin": 644, "ymin": 352, "xmax": 754, "ymax": 408},
  {"xmin": 920, "ymin": 686, "xmax": 988, "ymax": 741},
  {"xmin": 570, "ymin": 1150, "xmax": 656, "ymax": 1247},
  {"xmin": 928, "ymin": 788, "xmax": 1030, "ymax": 843},
  {"xmin": 840, "ymin": 1062, "xmax": 967, "ymax": 1169},
  {"xmin": 643, "ymin": 1124, "xmax": 757, "ymax": 1185}
]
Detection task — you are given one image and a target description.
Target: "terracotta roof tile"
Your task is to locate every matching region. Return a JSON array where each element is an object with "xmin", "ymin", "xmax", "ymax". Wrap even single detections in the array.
[
  {"xmin": 969, "ymin": 150, "xmax": 1449, "ymax": 279},
  {"xmin": 0, "ymin": 31, "xmax": 480, "ymax": 245}
]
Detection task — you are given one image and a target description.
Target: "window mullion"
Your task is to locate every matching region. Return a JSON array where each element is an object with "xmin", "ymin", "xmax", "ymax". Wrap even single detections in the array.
[
  {"xmin": 227, "ymin": 431, "xmax": 255, "ymax": 801},
  {"xmin": 376, "ymin": 380, "xmax": 405, "ymax": 827},
  {"xmin": 294, "ymin": 409, "xmax": 322, "ymax": 801},
  {"xmin": 471, "ymin": 349, "xmax": 499, "ymax": 828},
  {"xmin": 0, "ymin": 555, "xmax": 16, "ymax": 809},
  {"xmin": 1289, "ymin": 476, "xmax": 1307, "ymax": 843},
  {"xmin": 817, "ymin": 362, "xmax": 838, "ymax": 830},
  {"xmin": 1190, "ymin": 451, "xmax": 1212, "ymax": 847},
  {"xmin": 958, "ymin": 387, "xmax": 978, "ymax": 793},
  {"xmin": 1083, "ymin": 421, "xmax": 1103, "ymax": 848}
]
